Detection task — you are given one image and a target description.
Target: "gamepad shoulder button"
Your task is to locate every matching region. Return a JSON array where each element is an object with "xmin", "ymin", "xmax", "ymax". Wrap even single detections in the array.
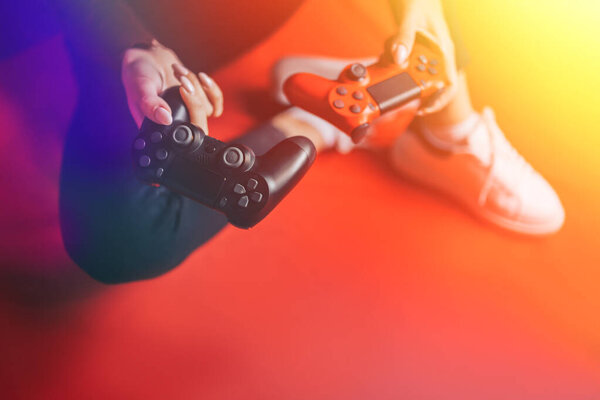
[{"xmin": 222, "ymin": 147, "xmax": 244, "ymax": 168}]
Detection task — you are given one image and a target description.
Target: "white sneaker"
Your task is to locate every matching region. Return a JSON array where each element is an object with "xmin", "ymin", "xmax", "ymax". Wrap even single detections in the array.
[{"xmin": 390, "ymin": 108, "xmax": 565, "ymax": 235}]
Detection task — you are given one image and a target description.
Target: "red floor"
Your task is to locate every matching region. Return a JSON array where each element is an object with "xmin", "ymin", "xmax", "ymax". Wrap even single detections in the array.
[{"xmin": 1, "ymin": 0, "xmax": 599, "ymax": 399}]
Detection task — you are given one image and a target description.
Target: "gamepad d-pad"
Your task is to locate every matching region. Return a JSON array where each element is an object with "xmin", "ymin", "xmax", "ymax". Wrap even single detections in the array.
[
  {"xmin": 283, "ymin": 32, "xmax": 450, "ymax": 146},
  {"xmin": 132, "ymin": 87, "xmax": 316, "ymax": 229}
]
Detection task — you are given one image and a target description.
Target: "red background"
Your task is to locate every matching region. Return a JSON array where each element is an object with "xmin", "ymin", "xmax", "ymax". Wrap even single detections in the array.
[{"xmin": 1, "ymin": 0, "xmax": 599, "ymax": 398}]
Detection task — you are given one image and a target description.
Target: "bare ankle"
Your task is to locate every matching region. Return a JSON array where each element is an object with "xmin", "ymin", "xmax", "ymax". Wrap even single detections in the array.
[
  {"xmin": 419, "ymin": 73, "xmax": 475, "ymax": 128},
  {"xmin": 271, "ymin": 110, "xmax": 327, "ymax": 151}
]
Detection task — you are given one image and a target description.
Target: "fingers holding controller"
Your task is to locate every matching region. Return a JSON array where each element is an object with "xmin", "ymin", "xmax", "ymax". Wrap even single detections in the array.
[
  {"xmin": 198, "ymin": 72, "xmax": 224, "ymax": 117},
  {"xmin": 172, "ymin": 64, "xmax": 224, "ymax": 116}
]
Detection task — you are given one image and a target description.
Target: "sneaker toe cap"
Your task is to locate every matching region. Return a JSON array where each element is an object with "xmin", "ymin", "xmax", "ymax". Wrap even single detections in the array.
[{"xmin": 516, "ymin": 173, "xmax": 565, "ymax": 234}]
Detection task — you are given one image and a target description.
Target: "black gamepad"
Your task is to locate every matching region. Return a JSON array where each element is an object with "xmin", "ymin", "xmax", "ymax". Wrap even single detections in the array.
[{"xmin": 132, "ymin": 86, "xmax": 316, "ymax": 228}]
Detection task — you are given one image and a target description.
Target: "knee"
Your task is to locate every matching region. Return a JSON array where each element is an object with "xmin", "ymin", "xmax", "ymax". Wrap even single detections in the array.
[
  {"xmin": 58, "ymin": 184, "xmax": 225, "ymax": 284},
  {"xmin": 60, "ymin": 217, "xmax": 187, "ymax": 284},
  {"xmin": 62, "ymin": 245, "xmax": 184, "ymax": 285}
]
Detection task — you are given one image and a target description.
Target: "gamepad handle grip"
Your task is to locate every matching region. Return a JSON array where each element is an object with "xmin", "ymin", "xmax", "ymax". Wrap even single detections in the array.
[
  {"xmin": 162, "ymin": 87, "xmax": 190, "ymax": 123},
  {"xmin": 232, "ymin": 136, "xmax": 315, "ymax": 228},
  {"xmin": 284, "ymin": 72, "xmax": 332, "ymax": 103},
  {"xmin": 283, "ymin": 72, "xmax": 354, "ymax": 129}
]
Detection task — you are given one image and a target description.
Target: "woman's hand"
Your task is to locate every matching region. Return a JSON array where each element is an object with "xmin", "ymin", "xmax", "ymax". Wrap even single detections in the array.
[
  {"xmin": 173, "ymin": 64, "xmax": 223, "ymax": 134},
  {"xmin": 121, "ymin": 39, "xmax": 223, "ymax": 130},
  {"xmin": 388, "ymin": 0, "xmax": 458, "ymax": 114}
]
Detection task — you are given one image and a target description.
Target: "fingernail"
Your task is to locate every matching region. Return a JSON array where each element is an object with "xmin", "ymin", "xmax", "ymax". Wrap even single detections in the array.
[
  {"xmin": 180, "ymin": 75, "xmax": 194, "ymax": 93},
  {"xmin": 198, "ymin": 72, "xmax": 213, "ymax": 87},
  {"xmin": 154, "ymin": 106, "xmax": 172, "ymax": 125},
  {"xmin": 394, "ymin": 44, "xmax": 409, "ymax": 65},
  {"xmin": 172, "ymin": 63, "xmax": 189, "ymax": 76}
]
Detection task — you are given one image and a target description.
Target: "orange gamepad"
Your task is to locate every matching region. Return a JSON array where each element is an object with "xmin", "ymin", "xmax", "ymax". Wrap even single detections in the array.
[{"xmin": 283, "ymin": 32, "xmax": 450, "ymax": 146}]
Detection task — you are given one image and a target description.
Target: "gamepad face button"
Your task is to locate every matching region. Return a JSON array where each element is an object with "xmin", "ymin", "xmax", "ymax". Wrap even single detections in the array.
[
  {"xmin": 134, "ymin": 138, "xmax": 146, "ymax": 150},
  {"xmin": 156, "ymin": 148, "xmax": 168, "ymax": 160},
  {"xmin": 139, "ymin": 155, "xmax": 151, "ymax": 167},
  {"xmin": 350, "ymin": 104, "xmax": 362, "ymax": 114},
  {"xmin": 150, "ymin": 131, "xmax": 163, "ymax": 143},
  {"xmin": 430, "ymin": 59, "xmax": 439, "ymax": 66},
  {"xmin": 349, "ymin": 63, "xmax": 367, "ymax": 80},
  {"xmin": 222, "ymin": 147, "xmax": 244, "ymax": 168},
  {"xmin": 418, "ymin": 55, "xmax": 428, "ymax": 64},
  {"xmin": 247, "ymin": 178, "xmax": 258, "ymax": 190},
  {"xmin": 172, "ymin": 125, "xmax": 193, "ymax": 146},
  {"xmin": 218, "ymin": 197, "xmax": 228, "ymax": 208},
  {"xmin": 417, "ymin": 64, "xmax": 426, "ymax": 72},
  {"xmin": 238, "ymin": 196, "xmax": 249, "ymax": 208},
  {"xmin": 156, "ymin": 168, "xmax": 164, "ymax": 178},
  {"xmin": 352, "ymin": 91, "xmax": 364, "ymax": 100},
  {"xmin": 336, "ymin": 86, "xmax": 348, "ymax": 96},
  {"xmin": 428, "ymin": 67, "xmax": 438, "ymax": 75},
  {"xmin": 233, "ymin": 184, "xmax": 246, "ymax": 195},
  {"xmin": 333, "ymin": 99, "xmax": 345, "ymax": 109},
  {"xmin": 250, "ymin": 192, "xmax": 263, "ymax": 203}
]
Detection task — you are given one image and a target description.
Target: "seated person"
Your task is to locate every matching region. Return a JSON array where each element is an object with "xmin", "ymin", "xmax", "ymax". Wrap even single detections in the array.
[{"xmin": 52, "ymin": 0, "xmax": 564, "ymax": 284}]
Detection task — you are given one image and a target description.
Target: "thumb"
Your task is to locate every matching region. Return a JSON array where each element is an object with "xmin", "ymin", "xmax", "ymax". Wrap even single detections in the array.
[
  {"xmin": 179, "ymin": 86, "xmax": 209, "ymax": 134},
  {"xmin": 138, "ymin": 97, "xmax": 172, "ymax": 128},
  {"xmin": 136, "ymin": 80, "xmax": 173, "ymax": 127},
  {"xmin": 123, "ymin": 59, "xmax": 173, "ymax": 128},
  {"xmin": 390, "ymin": 23, "xmax": 417, "ymax": 65}
]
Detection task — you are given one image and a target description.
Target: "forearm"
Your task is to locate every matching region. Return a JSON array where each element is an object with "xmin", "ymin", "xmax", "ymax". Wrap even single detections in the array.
[{"xmin": 50, "ymin": 0, "xmax": 154, "ymax": 70}]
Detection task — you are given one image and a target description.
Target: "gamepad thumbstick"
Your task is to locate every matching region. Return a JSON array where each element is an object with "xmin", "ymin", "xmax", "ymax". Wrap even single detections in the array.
[
  {"xmin": 348, "ymin": 63, "xmax": 367, "ymax": 80},
  {"xmin": 172, "ymin": 125, "xmax": 194, "ymax": 146}
]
